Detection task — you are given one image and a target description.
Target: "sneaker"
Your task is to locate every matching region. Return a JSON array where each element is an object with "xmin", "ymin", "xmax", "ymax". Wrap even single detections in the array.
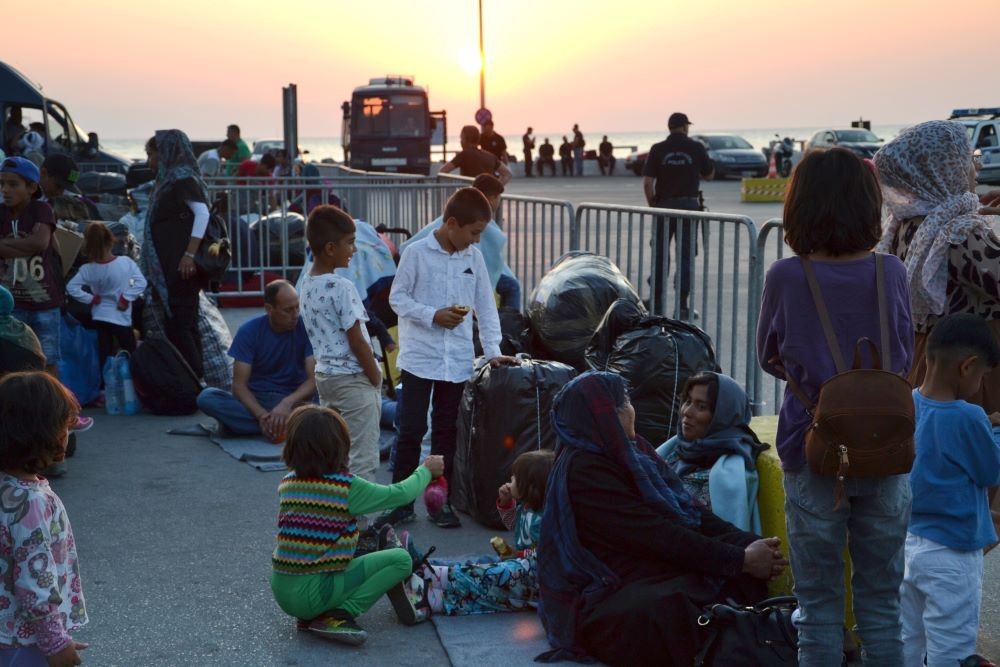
[
  {"xmin": 373, "ymin": 504, "xmax": 416, "ymax": 529},
  {"xmin": 72, "ymin": 416, "xmax": 94, "ymax": 433},
  {"xmin": 376, "ymin": 524, "xmax": 403, "ymax": 551},
  {"xmin": 304, "ymin": 610, "xmax": 368, "ymax": 646},
  {"xmin": 429, "ymin": 502, "xmax": 461, "ymax": 529}
]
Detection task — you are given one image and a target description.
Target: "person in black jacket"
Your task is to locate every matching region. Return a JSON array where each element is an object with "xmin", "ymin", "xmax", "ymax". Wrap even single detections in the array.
[{"xmin": 536, "ymin": 372, "xmax": 786, "ymax": 667}]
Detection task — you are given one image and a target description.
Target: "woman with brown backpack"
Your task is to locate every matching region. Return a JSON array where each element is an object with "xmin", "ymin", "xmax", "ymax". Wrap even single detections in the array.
[{"xmin": 757, "ymin": 148, "xmax": 916, "ymax": 666}]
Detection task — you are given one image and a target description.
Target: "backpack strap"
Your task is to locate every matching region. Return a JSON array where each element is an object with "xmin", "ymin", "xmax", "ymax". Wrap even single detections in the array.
[
  {"xmin": 875, "ymin": 253, "xmax": 891, "ymax": 372},
  {"xmin": 800, "ymin": 257, "xmax": 847, "ymax": 373}
]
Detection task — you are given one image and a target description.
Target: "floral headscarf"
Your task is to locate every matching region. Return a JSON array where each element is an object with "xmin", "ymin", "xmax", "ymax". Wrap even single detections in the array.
[
  {"xmin": 139, "ymin": 129, "xmax": 210, "ymax": 314},
  {"xmin": 874, "ymin": 120, "xmax": 991, "ymax": 326}
]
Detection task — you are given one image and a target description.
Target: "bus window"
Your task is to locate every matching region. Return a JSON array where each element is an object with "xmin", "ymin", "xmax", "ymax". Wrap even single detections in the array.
[
  {"xmin": 389, "ymin": 94, "xmax": 426, "ymax": 137},
  {"xmin": 357, "ymin": 96, "xmax": 389, "ymax": 136}
]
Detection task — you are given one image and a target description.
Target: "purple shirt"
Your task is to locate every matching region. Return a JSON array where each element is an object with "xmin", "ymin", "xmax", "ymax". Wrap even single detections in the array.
[{"xmin": 756, "ymin": 254, "xmax": 915, "ymax": 471}]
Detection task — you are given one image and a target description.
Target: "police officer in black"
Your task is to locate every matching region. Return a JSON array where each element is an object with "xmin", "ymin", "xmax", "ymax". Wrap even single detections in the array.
[{"xmin": 642, "ymin": 112, "xmax": 714, "ymax": 320}]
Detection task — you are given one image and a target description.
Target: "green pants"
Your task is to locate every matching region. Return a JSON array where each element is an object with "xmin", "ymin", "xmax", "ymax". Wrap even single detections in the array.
[{"xmin": 271, "ymin": 549, "xmax": 411, "ymax": 619}]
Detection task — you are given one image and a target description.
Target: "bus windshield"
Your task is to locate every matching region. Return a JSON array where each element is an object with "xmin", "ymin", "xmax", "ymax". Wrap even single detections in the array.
[{"xmin": 354, "ymin": 93, "xmax": 427, "ymax": 138}]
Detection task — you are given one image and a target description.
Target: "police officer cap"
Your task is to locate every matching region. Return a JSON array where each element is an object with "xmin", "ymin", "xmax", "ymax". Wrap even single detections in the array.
[{"xmin": 668, "ymin": 112, "xmax": 692, "ymax": 129}]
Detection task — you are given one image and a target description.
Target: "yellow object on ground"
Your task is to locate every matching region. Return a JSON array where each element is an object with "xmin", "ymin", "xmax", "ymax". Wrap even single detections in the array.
[
  {"xmin": 751, "ymin": 415, "xmax": 856, "ymax": 629},
  {"xmin": 741, "ymin": 177, "xmax": 789, "ymax": 203},
  {"xmin": 385, "ymin": 326, "xmax": 400, "ymax": 386}
]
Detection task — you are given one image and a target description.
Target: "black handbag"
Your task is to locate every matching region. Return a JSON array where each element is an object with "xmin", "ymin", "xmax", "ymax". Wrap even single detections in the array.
[
  {"xmin": 693, "ymin": 596, "xmax": 798, "ymax": 666},
  {"xmin": 194, "ymin": 205, "xmax": 232, "ymax": 284}
]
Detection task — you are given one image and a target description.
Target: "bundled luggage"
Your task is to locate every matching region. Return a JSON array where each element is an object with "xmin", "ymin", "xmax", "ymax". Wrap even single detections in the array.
[
  {"xmin": 586, "ymin": 299, "xmax": 719, "ymax": 446},
  {"xmin": 526, "ymin": 252, "xmax": 643, "ymax": 370},
  {"xmin": 452, "ymin": 356, "xmax": 577, "ymax": 528},
  {"xmin": 131, "ymin": 338, "xmax": 203, "ymax": 415}
]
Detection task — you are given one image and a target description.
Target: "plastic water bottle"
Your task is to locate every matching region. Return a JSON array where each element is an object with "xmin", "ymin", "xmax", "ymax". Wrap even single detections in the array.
[
  {"xmin": 116, "ymin": 352, "xmax": 140, "ymax": 415},
  {"xmin": 103, "ymin": 357, "xmax": 123, "ymax": 415}
]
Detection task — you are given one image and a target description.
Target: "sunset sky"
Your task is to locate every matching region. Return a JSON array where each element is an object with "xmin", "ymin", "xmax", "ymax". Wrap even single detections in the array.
[{"xmin": 5, "ymin": 0, "xmax": 994, "ymax": 140}]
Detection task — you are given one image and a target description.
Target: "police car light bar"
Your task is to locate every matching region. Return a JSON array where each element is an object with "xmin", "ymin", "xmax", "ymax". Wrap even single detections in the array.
[{"xmin": 950, "ymin": 108, "xmax": 1000, "ymax": 119}]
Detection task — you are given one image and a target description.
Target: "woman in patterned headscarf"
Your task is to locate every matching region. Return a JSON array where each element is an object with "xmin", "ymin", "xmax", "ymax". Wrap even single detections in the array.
[
  {"xmin": 875, "ymin": 120, "xmax": 1000, "ymax": 409},
  {"xmin": 140, "ymin": 129, "xmax": 211, "ymax": 377}
]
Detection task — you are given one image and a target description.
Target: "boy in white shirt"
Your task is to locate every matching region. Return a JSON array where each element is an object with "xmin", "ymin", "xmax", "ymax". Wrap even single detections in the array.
[
  {"xmin": 299, "ymin": 206, "xmax": 382, "ymax": 481},
  {"xmin": 383, "ymin": 188, "xmax": 517, "ymax": 528}
]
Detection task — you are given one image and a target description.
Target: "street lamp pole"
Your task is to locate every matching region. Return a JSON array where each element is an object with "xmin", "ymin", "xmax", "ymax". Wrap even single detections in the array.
[{"xmin": 478, "ymin": 0, "xmax": 485, "ymax": 110}]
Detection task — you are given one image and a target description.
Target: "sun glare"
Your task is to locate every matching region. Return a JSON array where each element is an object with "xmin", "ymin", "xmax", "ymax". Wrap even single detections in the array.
[{"xmin": 458, "ymin": 47, "xmax": 483, "ymax": 75}]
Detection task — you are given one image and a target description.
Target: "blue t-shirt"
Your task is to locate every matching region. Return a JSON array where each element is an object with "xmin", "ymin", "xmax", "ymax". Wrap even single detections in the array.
[
  {"xmin": 228, "ymin": 315, "xmax": 314, "ymax": 395},
  {"xmin": 910, "ymin": 389, "xmax": 1000, "ymax": 551}
]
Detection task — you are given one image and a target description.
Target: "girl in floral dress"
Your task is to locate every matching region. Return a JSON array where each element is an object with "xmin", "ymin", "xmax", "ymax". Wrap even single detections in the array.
[
  {"xmin": 405, "ymin": 450, "xmax": 554, "ymax": 615},
  {"xmin": 0, "ymin": 372, "xmax": 88, "ymax": 666}
]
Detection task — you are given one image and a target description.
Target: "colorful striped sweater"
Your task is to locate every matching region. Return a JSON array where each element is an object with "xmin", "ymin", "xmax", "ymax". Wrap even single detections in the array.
[{"xmin": 272, "ymin": 466, "xmax": 432, "ymax": 576}]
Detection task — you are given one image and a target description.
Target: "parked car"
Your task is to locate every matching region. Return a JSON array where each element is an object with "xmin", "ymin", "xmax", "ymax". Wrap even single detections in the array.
[
  {"xmin": 804, "ymin": 128, "xmax": 883, "ymax": 157},
  {"xmin": 950, "ymin": 108, "xmax": 1000, "ymax": 185},
  {"xmin": 250, "ymin": 139, "xmax": 306, "ymax": 162},
  {"xmin": 624, "ymin": 148, "xmax": 647, "ymax": 176},
  {"xmin": 692, "ymin": 134, "xmax": 768, "ymax": 179}
]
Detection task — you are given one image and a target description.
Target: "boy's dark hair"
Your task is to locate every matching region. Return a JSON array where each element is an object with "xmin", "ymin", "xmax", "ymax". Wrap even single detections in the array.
[
  {"xmin": 926, "ymin": 313, "xmax": 1000, "ymax": 368},
  {"xmin": 783, "ymin": 147, "xmax": 883, "ymax": 256},
  {"xmin": 264, "ymin": 279, "xmax": 294, "ymax": 306},
  {"xmin": 460, "ymin": 125, "xmax": 481, "ymax": 145},
  {"xmin": 511, "ymin": 450, "xmax": 555, "ymax": 511},
  {"xmin": 0, "ymin": 372, "xmax": 78, "ymax": 474},
  {"xmin": 227, "ymin": 124, "xmax": 241, "ymax": 135},
  {"xmin": 443, "ymin": 187, "xmax": 493, "ymax": 227},
  {"xmin": 282, "ymin": 405, "xmax": 350, "ymax": 477},
  {"xmin": 260, "ymin": 154, "xmax": 277, "ymax": 169},
  {"xmin": 681, "ymin": 372, "xmax": 720, "ymax": 412},
  {"xmin": 472, "ymin": 173, "xmax": 505, "ymax": 198},
  {"xmin": 220, "ymin": 139, "xmax": 238, "ymax": 151},
  {"xmin": 83, "ymin": 222, "xmax": 114, "ymax": 260},
  {"xmin": 306, "ymin": 205, "xmax": 355, "ymax": 254}
]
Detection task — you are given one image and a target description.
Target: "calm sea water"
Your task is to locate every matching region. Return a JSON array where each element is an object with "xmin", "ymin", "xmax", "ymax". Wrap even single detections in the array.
[{"xmin": 102, "ymin": 124, "xmax": 910, "ymax": 163}]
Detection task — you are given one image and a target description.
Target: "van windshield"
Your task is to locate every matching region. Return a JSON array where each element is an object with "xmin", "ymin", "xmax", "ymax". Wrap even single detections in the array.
[{"xmin": 354, "ymin": 93, "xmax": 427, "ymax": 138}]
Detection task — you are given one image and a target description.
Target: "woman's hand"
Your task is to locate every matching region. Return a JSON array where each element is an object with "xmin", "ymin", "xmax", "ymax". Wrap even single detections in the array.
[
  {"xmin": 742, "ymin": 537, "xmax": 788, "ymax": 580},
  {"xmin": 178, "ymin": 255, "xmax": 196, "ymax": 281},
  {"xmin": 422, "ymin": 455, "xmax": 445, "ymax": 478}
]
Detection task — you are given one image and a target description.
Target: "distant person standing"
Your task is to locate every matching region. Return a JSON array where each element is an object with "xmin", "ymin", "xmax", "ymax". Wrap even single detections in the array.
[
  {"xmin": 439, "ymin": 126, "xmax": 512, "ymax": 185},
  {"xmin": 225, "ymin": 124, "xmax": 252, "ymax": 176},
  {"xmin": 572, "ymin": 124, "xmax": 585, "ymax": 176},
  {"xmin": 598, "ymin": 136, "xmax": 616, "ymax": 175},
  {"xmin": 522, "ymin": 127, "xmax": 535, "ymax": 178},
  {"xmin": 559, "ymin": 137, "xmax": 573, "ymax": 176},
  {"xmin": 537, "ymin": 139, "xmax": 556, "ymax": 176},
  {"xmin": 642, "ymin": 112, "xmax": 714, "ymax": 320},
  {"xmin": 480, "ymin": 121, "xmax": 509, "ymax": 164}
]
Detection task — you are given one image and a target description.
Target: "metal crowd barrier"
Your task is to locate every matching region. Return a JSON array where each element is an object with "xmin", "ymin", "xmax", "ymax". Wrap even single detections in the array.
[
  {"xmin": 575, "ymin": 203, "xmax": 760, "ymax": 399},
  {"xmin": 753, "ymin": 218, "xmax": 788, "ymax": 415},
  {"xmin": 195, "ymin": 169, "xmax": 795, "ymax": 414}
]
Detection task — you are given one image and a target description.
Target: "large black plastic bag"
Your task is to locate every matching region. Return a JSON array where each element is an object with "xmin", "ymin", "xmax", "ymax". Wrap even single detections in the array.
[
  {"xmin": 452, "ymin": 356, "xmax": 577, "ymax": 529},
  {"xmin": 586, "ymin": 299, "xmax": 720, "ymax": 446},
  {"xmin": 527, "ymin": 252, "xmax": 644, "ymax": 370}
]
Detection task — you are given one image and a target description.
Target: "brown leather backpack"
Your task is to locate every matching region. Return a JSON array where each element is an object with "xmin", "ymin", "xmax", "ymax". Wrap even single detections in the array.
[{"xmin": 784, "ymin": 254, "xmax": 915, "ymax": 504}]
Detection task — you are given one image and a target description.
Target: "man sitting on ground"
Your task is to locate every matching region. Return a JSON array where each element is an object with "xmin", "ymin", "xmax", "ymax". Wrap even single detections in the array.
[{"xmin": 197, "ymin": 280, "xmax": 316, "ymax": 442}]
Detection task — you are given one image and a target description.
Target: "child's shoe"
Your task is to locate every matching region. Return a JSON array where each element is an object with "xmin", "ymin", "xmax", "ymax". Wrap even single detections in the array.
[
  {"xmin": 373, "ymin": 503, "xmax": 416, "ymax": 529},
  {"xmin": 72, "ymin": 415, "xmax": 94, "ymax": 433},
  {"xmin": 429, "ymin": 501, "xmax": 461, "ymax": 529},
  {"xmin": 302, "ymin": 610, "xmax": 368, "ymax": 646},
  {"xmin": 378, "ymin": 525, "xmax": 430, "ymax": 625}
]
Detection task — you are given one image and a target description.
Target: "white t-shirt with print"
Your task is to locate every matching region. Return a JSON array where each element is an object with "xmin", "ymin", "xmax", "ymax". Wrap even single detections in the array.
[{"xmin": 299, "ymin": 272, "xmax": 372, "ymax": 376}]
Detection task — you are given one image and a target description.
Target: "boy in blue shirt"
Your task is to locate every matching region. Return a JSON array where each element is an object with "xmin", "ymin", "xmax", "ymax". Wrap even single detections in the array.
[{"xmin": 904, "ymin": 313, "xmax": 1000, "ymax": 667}]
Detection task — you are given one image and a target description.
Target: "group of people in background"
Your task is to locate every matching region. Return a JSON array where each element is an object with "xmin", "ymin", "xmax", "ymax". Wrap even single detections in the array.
[{"xmin": 458, "ymin": 120, "xmax": 617, "ymax": 178}]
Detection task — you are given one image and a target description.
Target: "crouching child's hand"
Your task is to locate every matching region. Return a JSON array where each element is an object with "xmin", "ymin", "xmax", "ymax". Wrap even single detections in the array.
[{"xmin": 422, "ymin": 455, "xmax": 445, "ymax": 478}]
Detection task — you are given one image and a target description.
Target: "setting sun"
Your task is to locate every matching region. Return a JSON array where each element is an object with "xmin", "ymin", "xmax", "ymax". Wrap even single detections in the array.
[{"xmin": 458, "ymin": 47, "xmax": 484, "ymax": 76}]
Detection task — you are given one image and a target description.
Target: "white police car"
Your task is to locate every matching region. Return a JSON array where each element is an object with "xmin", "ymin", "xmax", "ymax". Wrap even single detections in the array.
[{"xmin": 950, "ymin": 108, "xmax": 1000, "ymax": 184}]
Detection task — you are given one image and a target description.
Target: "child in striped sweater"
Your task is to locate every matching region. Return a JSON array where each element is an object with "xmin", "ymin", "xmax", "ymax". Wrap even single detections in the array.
[{"xmin": 270, "ymin": 404, "xmax": 443, "ymax": 646}]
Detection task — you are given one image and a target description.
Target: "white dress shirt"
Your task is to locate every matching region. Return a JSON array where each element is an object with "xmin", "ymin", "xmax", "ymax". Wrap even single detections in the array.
[{"xmin": 390, "ymin": 231, "xmax": 502, "ymax": 383}]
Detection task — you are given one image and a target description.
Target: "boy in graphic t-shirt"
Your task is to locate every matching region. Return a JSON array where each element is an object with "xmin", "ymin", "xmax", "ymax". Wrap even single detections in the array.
[
  {"xmin": 0, "ymin": 157, "xmax": 64, "ymax": 376},
  {"xmin": 299, "ymin": 205, "xmax": 382, "ymax": 482}
]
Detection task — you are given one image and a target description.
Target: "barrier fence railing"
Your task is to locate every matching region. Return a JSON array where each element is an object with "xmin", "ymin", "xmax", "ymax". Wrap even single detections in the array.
[
  {"xmin": 194, "ymin": 171, "xmax": 790, "ymax": 414},
  {"xmin": 753, "ymin": 218, "xmax": 788, "ymax": 416},
  {"xmin": 575, "ymin": 203, "xmax": 760, "ymax": 400}
]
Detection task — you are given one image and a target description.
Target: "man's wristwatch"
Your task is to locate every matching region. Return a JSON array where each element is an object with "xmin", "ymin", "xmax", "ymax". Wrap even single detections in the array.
[{"xmin": 183, "ymin": 251, "xmax": 196, "ymax": 259}]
